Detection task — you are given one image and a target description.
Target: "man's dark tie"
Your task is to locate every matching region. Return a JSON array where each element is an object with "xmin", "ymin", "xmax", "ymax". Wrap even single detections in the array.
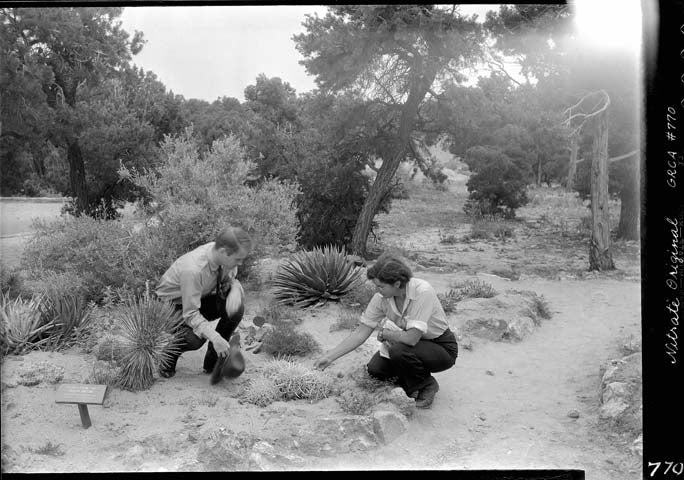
[{"xmin": 217, "ymin": 265, "xmax": 224, "ymax": 299}]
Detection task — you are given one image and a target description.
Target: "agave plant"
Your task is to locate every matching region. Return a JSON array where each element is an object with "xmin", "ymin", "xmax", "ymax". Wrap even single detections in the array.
[
  {"xmin": 272, "ymin": 245, "xmax": 363, "ymax": 308},
  {"xmin": 116, "ymin": 294, "xmax": 184, "ymax": 391},
  {"xmin": 1, "ymin": 293, "xmax": 53, "ymax": 355}
]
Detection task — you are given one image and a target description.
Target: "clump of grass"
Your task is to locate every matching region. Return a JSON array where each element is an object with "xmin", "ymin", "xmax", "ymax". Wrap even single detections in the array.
[
  {"xmin": 29, "ymin": 441, "xmax": 65, "ymax": 457},
  {"xmin": 261, "ymin": 323, "xmax": 320, "ymax": 358},
  {"xmin": 336, "ymin": 389, "xmax": 376, "ymax": 415},
  {"xmin": 437, "ymin": 289, "xmax": 463, "ymax": 313},
  {"xmin": 451, "ymin": 279, "xmax": 497, "ymax": 299},
  {"xmin": 16, "ymin": 360, "xmax": 65, "ymax": 386},
  {"xmin": 532, "ymin": 294, "xmax": 552, "ymax": 320},
  {"xmin": 329, "ymin": 311, "xmax": 359, "ymax": 332},
  {"xmin": 242, "ymin": 358, "xmax": 333, "ymax": 406},
  {"xmin": 466, "ymin": 217, "xmax": 515, "ymax": 242},
  {"xmin": 116, "ymin": 293, "xmax": 184, "ymax": 391}
]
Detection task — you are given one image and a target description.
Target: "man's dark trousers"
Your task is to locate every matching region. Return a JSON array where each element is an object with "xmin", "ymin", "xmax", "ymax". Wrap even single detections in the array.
[{"xmin": 163, "ymin": 292, "xmax": 243, "ymax": 375}]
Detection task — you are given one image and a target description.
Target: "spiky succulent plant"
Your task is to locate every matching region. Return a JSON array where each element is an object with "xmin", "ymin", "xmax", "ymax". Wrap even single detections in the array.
[
  {"xmin": 116, "ymin": 294, "xmax": 184, "ymax": 391},
  {"xmin": 272, "ymin": 245, "xmax": 363, "ymax": 308}
]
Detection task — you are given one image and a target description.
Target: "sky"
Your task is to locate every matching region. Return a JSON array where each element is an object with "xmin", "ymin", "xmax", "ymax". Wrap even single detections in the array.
[
  {"xmin": 118, "ymin": 3, "xmax": 644, "ymax": 103},
  {"xmin": 118, "ymin": 5, "xmax": 497, "ymax": 102}
]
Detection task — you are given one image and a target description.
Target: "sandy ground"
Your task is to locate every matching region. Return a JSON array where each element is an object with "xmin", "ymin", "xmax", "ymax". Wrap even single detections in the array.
[{"xmin": 0, "ymin": 179, "xmax": 642, "ymax": 477}]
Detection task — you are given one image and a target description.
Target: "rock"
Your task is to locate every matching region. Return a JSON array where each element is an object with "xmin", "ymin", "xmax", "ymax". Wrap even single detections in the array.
[
  {"xmin": 249, "ymin": 441, "xmax": 306, "ymax": 471},
  {"xmin": 599, "ymin": 399, "xmax": 630, "ymax": 420},
  {"xmin": 374, "ymin": 387, "xmax": 416, "ymax": 417},
  {"xmin": 567, "ymin": 409, "xmax": 580, "ymax": 419},
  {"xmin": 372, "ymin": 410, "xmax": 408, "ymax": 444},
  {"xmin": 296, "ymin": 416, "xmax": 378, "ymax": 456},
  {"xmin": 601, "ymin": 382, "xmax": 630, "ymax": 405},
  {"xmin": 485, "ymin": 370, "xmax": 495, "ymax": 376}
]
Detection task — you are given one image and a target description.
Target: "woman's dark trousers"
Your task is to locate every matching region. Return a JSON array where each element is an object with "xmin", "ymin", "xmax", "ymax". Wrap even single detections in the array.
[{"xmin": 366, "ymin": 328, "xmax": 459, "ymax": 395}]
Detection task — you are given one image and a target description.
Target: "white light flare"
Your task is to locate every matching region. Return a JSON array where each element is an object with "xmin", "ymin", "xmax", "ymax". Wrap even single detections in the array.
[{"xmin": 573, "ymin": 0, "xmax": 643, "ymax": 53}]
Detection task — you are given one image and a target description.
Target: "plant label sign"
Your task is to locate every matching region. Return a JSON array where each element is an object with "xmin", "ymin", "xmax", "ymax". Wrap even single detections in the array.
[{"xmin": 55, "ymin": 384, "xmax": 108, "ymax": 429}]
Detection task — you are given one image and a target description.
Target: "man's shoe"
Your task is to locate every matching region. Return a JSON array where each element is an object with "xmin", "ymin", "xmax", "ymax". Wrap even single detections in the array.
[
  {"xmin": 415, "ymin": 377, "xmax": 439, "ymax": 408},
  {"xmin": 159, "ymin": 368, "xmax": 176, "ymax": 379}
]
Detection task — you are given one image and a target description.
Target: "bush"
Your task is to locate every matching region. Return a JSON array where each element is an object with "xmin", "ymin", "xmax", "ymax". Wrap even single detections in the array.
[
  {"xmin": 272, "ymin": 245, "xmax": 363, "ymax": 307},
  {"xmin": 533, "ymin": 294, "xmax": 552, "ymax": 320},
  {"xmin": 0, "ymin": 265, "xmax": 25, "ymax": 300},
  {"xmin": 116, "ymin": 294, "xmax": 185, "ymax": 391},
  {"xmin": 123, "ymin": 131, "xmax": 300, "ymax": 262},
  {"xmin": 463, "ymin": 146, "xmax": 529, "ymax": 218},
  {"xmin": 260, "ymin": 323, "xmax": 320, "ymax": 358},
  {"xmin": 466, "ymin": 217, "xmax": 515, "ymax": 242}
]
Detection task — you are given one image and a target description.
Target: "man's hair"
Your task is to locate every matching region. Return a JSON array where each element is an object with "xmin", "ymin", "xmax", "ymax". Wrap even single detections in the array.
[
  {"xmin": 214, "ymin": 227, "xmax": 252, "ymax": 255},
  {"xmin": 366, "ymin": 254, "xmax": 412, "ymax": 287}
]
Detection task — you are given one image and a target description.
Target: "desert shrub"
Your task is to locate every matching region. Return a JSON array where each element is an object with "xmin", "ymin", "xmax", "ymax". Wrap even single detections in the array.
[
  {"xmin": 1, "ymin": 293, "xmax": 51, "ymax": 355},
  {"xmin": 36, "ymin": 280, "xmax": 92, "ymax": 351},
  {"xmin": 260, "ymin": 323, "xmax": 320, "ymax": 358},
  {"xmin": 463, "ymin": 146, "xmax": 529, "ymax": 218},
  {"xmin": 336, "ymin": 389, "xmax": 376, "ymax": 415},
  {"xmin": 329, "ymin": 311, "xmax": 359, "ymax": 332},
  {"xmin": 272, "ymin": 245, "xmax": 363, "ymax": 307},
  {"xmin": 16, "ymin": 360, "xmax": 65, "ymax": 386},
  {"xmin": 116, "ymin": 294, "xmax": 185, "ymax": 391},
  {"xmin": 122, "ymin": 131, "xmax": 300, "ymax": 263},
  {"xmin": 437, "ymin": 289, "xmax": 463, "ymax": 313},
  {"xmin": 438, "ymin": 231, "xmax": 459, "ymax": 244},
  {"xmin": 533, "ymin": 294, "xmax": 552, "ymax": 320},
  {"xmin": 29, "ymin": 442, "xmax": 65, "ymax": 457},
  {"xmin": 451, "ymin": 279, "xmax": 497, "ymax": 299},
  {"xmin": 87, "ymin": 360, "xmax": 122, "ymax": 386}
]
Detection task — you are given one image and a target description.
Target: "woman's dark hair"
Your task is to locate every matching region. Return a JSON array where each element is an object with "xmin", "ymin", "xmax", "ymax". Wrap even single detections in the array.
[{"xmin": 366, "ymin": 254, "xmax": 412, "ymax": 287}]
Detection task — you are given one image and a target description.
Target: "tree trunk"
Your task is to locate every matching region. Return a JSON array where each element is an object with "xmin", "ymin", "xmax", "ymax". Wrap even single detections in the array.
[
  {"xmin": 67, "ymin": 139, "xmax": 89, "ymax": 214},
  {"xmin": 566, "ymin": 132, "xmax": 579, "ymax": 191},
  {"xmin": 536, "ymin": 154, "xmax": 543, "ymax": 187},
  {"xmin": 589, "ymin": 111, "xmax": 615, "ymax": 270},
  {"xmin": 350, "ymin": 66, "xmax": 437, "ymax": 256},
  {"xmin": 616, "ymin": 158, "xmax": 640, "ymax": 240}
]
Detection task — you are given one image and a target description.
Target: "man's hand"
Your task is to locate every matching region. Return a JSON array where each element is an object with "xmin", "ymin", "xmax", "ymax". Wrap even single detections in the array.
[
  {"xmin": 212, "ymin": 336, "xmax": 230, "ymax": 358},
  {"xmin": 313, "ymin": 354, "xmax": 334, "ymax": 370}
]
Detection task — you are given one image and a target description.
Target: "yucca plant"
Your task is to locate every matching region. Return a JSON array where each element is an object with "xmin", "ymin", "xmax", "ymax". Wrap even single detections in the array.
[
  {"xmin": 116, "ymin": 293, "xmax": 184, "ymax": 391},
  {"xmin": 272, "ymin": 245, "xmax": 363, "ymax": 307},
  {"xmin": 1, "ymin": 293, "xmax": 53, "ymax": 355}
]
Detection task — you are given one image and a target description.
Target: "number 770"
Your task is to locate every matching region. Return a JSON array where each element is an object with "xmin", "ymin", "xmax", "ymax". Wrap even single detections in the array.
[{"xmin": 648, "ymin": 462, "xmax": 684, "ymax": 476}]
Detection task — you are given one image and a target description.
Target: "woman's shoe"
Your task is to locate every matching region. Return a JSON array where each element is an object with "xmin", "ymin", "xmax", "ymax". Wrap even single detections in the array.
[{"xmin": 415, "ymin": 377, "xmax": 439, "ymax": 408}]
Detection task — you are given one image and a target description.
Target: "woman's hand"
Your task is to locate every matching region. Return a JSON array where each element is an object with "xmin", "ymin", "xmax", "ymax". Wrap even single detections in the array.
[
  {"xmin": 313, "ymin": 353, "xmax": 334, "ymax": 370},
  {"xmin": 376, "ymin": 328, "xmax": 386, "ymax": 342}
]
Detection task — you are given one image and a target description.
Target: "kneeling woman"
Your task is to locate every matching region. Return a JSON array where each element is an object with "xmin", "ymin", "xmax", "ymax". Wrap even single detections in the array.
[{"xmin": 314, "ymin": 254, "xmax": 458, "ymax": 408}]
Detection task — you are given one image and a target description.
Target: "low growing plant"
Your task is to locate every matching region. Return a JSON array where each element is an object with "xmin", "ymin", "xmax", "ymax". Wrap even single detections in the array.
[
  {"xmin": 272, "ymin": 245, "xmax": 363, "ymax": 308},
  {"xmin": 437, "ymin": 289, "xmax": 463, "ymax": 314},
  {"xmin": 29, "ymin": 441, "xmax": 65, "ymax": 457},
  {"xmin": 260, "ymin": 323, "xmax": 320, "ymax": 358},
  {"xmin": 87, "ymin": 360, "xmax": 122, "ymax": 386},
  {"xmin": 336, "ymin": 389, "xmax": 376, "ymax": 415},
  {"xmin": 533, "ymin": 294, "xmax": 552, "ymax": 320},
  {"xmin": 451, "ymin": 279, "xmax": 497, "ymax": 299}
]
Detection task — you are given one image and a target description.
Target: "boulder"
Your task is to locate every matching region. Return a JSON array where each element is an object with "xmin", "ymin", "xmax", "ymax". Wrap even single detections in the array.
[
  {"xmin": 456, "ymin": 291, "xmax": 545, "ymax": 342},
  {"xmin": 598, "ymin": 353, "xmax": 642, "ymax": 435},
  {"xmin": 295, "ymin": 416, "xmax": 378, "ymax": 457},
  {"xmin": 372, "ymin": 410, "xmax": 409, "ymax": 444},
  {"xmin": 248, "ymin": 441, "xmax": 306, "ymax": 471}
]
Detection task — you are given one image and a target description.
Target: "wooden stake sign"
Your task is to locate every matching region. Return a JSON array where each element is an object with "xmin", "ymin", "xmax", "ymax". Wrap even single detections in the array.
[{"xmin": 55, "ymin": 384, "xmax": 108, "ymax": 429}]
